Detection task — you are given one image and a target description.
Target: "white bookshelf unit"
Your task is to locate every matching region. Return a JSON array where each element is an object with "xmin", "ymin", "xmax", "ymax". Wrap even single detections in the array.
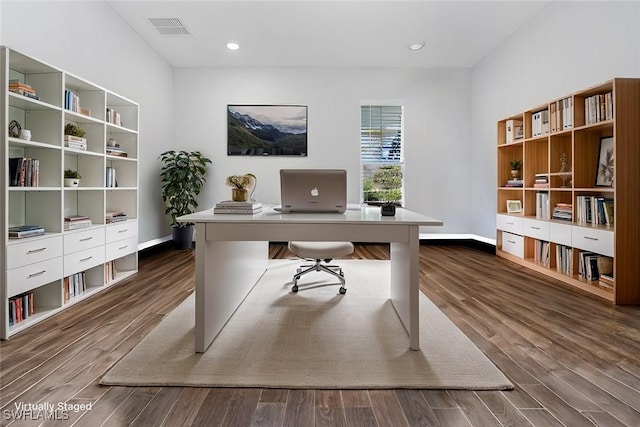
[
  {"xmin": 496, "ymin": 78, "xmax": 640, "ymax": 305},
  {"xmin": 1, "ymin": 46, "xmax": 139, "ymax": 339}
]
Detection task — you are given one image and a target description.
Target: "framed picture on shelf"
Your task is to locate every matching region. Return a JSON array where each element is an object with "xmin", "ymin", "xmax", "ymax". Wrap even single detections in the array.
[
  {"xmin": 506, "ymin": 199, "xmax": 522, "ymax": 214},
  {"xmin": 227, "ymin": 104, "xmax": 308, "ymax": 156},
  {"xmin": 595, "ymin": 136, "xmax": 614, "ymax": 187}
]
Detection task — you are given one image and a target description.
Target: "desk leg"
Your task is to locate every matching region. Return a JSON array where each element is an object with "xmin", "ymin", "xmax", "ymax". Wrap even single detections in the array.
[
  {"xmin": 390, "ymin": 225, "xmax": 420, "ymax": 350},
  {"xmin": 195, "ymin": 227, "xmax": 268, "ymax": 352}
]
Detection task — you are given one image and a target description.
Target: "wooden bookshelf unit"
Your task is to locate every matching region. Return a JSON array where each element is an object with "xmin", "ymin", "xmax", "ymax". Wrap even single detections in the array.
[
  {"xmin": 496, "ymin": 78, "xmax": 640, "ymax": 304},
  {"xmin": 1, "ymin": 46, "xmax": 139, "ymax": 338}
]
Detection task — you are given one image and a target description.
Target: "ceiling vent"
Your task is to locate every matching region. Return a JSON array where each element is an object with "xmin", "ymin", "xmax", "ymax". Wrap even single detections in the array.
[{"xmin": 149, "ymin": 18, "xmax": 191, "ymax": 36}]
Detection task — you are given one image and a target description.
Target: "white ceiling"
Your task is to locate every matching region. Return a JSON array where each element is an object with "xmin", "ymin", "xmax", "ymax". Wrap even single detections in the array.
[{"xmin": 107, "ymin": 0, "xmax": 552, "ymax": 68}]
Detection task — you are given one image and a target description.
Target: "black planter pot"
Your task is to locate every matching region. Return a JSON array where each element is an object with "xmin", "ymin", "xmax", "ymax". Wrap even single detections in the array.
[{"xmin": 172, "ymin": 225, "xmax": 194, "ymax": 250}]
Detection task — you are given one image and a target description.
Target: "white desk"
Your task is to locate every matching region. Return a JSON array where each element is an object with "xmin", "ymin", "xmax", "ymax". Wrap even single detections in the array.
[{"xmin": 178, "ymin": 206, "xmax": 442, "ymax": 353}]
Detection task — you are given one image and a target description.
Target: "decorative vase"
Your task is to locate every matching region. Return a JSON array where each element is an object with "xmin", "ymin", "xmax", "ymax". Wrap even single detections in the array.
[
  {"xmin": 232, "ymin": 187, "xmax": 249, "ymax": 202},
  {"xmin": 511, "ymin": 169, "xmax": 520, "ymax": 179},
  {"xmin": 64, "ymin": 178, "xmax": 80, "ymax": 187}
]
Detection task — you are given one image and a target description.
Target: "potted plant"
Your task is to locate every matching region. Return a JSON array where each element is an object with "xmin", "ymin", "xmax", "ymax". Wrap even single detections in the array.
[
  {"xmin": 64, "ymin": 169, "xmax": 81, "ymax": 187},
  {"xmin": 64, "ymin": 123, "xmax": 86, "ymax": 142},
  {"xmin": 160, "ymin": 150, "xmax": 212, "ymax": 250},
  {"xmin": 509, "ymin": 160, "xmax": 522, "ymax": 179}
]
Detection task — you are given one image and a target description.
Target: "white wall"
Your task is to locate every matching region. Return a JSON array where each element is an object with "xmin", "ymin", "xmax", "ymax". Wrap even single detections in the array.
[
  {"xmin": 0, "ymin": 1, "xmax": 175, "ymax": 246},
  {"xmin": 470, "ymin": 1, "xmax": 640, "ymax": 239},
  {"xmin": 174, "ymin": 67, "xmax": 471, "ymax": 234}
]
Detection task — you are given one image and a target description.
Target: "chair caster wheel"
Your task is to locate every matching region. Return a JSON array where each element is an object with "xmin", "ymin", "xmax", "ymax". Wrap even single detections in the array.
[
  {"xmin": 339, "ymin": 287, "xmax": 347, "ymax": 294},
  {"xmin": 292, "ymin": 285, "xmax": 299, "ymax": 293}
]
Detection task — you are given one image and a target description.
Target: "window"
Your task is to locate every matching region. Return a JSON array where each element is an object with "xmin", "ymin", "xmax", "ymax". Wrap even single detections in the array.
[{"xmin": 360, "ymin": 105, "xmax": 404, "ymax": 205}]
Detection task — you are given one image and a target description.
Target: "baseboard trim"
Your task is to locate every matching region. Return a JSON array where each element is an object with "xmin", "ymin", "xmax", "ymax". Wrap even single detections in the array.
[
  {"xmin": 143, "ymin": 234, "xmax": 497, "ymax": 256},
  {"xmin": 419, "ymin": 234, "xmax": 496, "ymax": 254}
]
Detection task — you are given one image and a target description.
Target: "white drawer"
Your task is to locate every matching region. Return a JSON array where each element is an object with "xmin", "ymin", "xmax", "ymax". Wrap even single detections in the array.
[
  {"xmin": 550, "ymin": 222, "xmax": 572, "ymax": 246},
  {"xmin": 496, "ymin": 214, "xmax": 523, "ymax": 235},
  {"xmin": 7, "ymin": 236, "xmax": 63, "ymax": 269},
  {"xmin": 106, "ymin": 236, "xmax": 138, "ymax": 261},
  {"xmin": 523, "ymin": 218, "xmax": 549, "ymax": 240},
  {"xmin": 64, "ymin": 245, "xmax": 105, "ymax": 277},
  {"xmin": 7, "ymin": 257, "xmax": 63, "ymax": 298},
  {"xmin": 105, "ymin": 221, "xmax": 138, "ymax": 243},
  {"xmin": 501, "ymin": 231, "xmax": 524, "ymax": 258},
  {"xmin": 572, "ymin": 226, "xmax": 614, "ymax": 257},
  {"xmin": 63, "ymin": 227, "xmax": 105, "ymax": 255}
]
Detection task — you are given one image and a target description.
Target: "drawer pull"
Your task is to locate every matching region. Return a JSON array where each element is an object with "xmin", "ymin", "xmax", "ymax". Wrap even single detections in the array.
[
  {"xmin": 27, "ymin": 247, "xmax": 46, "ymax": 254},
  {"xmin": 28, "ymin": 270, "xmax": 46, "ymax": 278},
  {"xmin": 80, "ymin": 256, "xmax": 93, "ymax": 262},
  {"xmin": 531, "ymin": 226, "xmax": 540, "ymax": 230},
  {"xmin": 118, "ymin": 245, "xmax": 128, "ymax": 250},
  {"xmin": 79, "ymin": 237, "xmax": 93, "ymax": 242},
  {"xmin": 118, "ymin": 229, "xmax": 128, "ymax": 233},
  {"xmin": 506, "ymin": 222, "xmax": 514, "ymax": 225},
  {"xmin": 506, "ymin": 240, "xmax": 516, "ymax": 244},
  {"xmin": 584, "ymin": 236, "xmax": 599, "ymax": 241}
]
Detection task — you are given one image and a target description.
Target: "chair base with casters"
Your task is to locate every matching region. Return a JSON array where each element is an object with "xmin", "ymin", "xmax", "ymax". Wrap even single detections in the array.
[{"xmin": 288, "ymin": 241, "xmax": 354, "ymax": 294}]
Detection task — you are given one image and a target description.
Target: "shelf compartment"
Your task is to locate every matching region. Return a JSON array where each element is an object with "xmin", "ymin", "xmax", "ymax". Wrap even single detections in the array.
[
  {"xmin": 64, "ymin": 152, "xmax": 105, "ymax": 188},
  {"xmin": 9, "ymin": 105, "xmax": 62, "ymax": 147},
  {"xmin": 64, "ymin": 115, "xmax": 106, "ymax": 154},
  {"xmin": 106, "ymin": 190, "xmax": 137, "ymax": 220},
  {"xmin": 64, "ymin": 73, "xmax": 105, "ymax": 122},
  {"xmin": 9, "ymin": 190, "xmax": 62, "ymax": 233},
  {"xmin": 8, "ymin": 50, "xmax": 63, "ymax": 106},
  {"xmin": 63, "ymin": 189, "xmax": 105, "ymax": 226},
  {"xmin": 524, "ymin": 137, "xmax": 548, "ymax": 187},
  {"xmin": 573, "ymin": 125, "xmax": 613, "ymax": 188},
  {"xmin": 9, "ymin": 144, "xmax": 62, "ymax": 188},
  {"xmin": 106, "ymin": 91, "xmax": 138, "ymax": 132},
  {"xmin": 106, "ymin": 158, "xmax": 137, "ymax": 188}
]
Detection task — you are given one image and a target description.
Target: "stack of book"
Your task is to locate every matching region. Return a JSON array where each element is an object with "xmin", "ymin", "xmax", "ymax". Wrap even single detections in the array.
[
  {"xmin": 552, "ymin": 203, "xmax": 573, "ymax": 221},
  {"xmin": 9, "ymin": 80, "xmax": 39, "ymax": 100},
  {"xmin": 64, "ymin": 135, "xmax": 87, "ymax": 150},
  {"xmin": 106, "ymin": 145, "xmax": 127, "ymax": 157},
  {"xmin": 533, "ymin": 174, "xmax": 549, "ymax": 188},
  {"xmin": 9, "ymin": 225, "xmax": 45, "ymax": 239},
  {"xmin": 214, "ymin": 200, "xmax": 263, "ymax": 214},
  {"xmin": 532, "ymin": 109, "xmax": 550, "ymax": 136},
  {"xmin": 504, "ymin": 179, "xmax": 523, "ymax": 187},
  {"xmin": 64, "ymin": 215, "xmax": 92, "ymax": 230},
  {"xmin": 106, "ymin": 211, "xmax": 127, "ymax": 223}
]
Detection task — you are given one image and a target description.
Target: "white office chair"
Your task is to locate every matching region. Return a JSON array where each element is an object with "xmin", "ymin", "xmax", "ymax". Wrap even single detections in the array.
[{"xmin": 288, "ymin": 241, "xmax": 354, "ymax": 294}]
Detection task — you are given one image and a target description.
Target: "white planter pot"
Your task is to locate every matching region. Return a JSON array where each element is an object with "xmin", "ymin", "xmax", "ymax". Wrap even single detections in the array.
[{"xmin": 64, "ymin": 178, "xmax": 80, "ymax": 187}]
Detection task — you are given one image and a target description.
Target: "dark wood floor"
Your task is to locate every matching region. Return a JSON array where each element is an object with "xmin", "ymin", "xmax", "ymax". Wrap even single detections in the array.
[{"xmin": 1, "ymin": 243, "xmax": 639, "ymax": 426}]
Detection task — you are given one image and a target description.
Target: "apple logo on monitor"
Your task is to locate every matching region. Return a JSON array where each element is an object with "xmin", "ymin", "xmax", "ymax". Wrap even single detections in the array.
[{"xmin": 310, "ymin": 187, "xmax": 319, "ymax": 197}]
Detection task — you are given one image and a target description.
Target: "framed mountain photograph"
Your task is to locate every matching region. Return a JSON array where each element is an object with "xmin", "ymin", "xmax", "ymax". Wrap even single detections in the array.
[{"xmin": 227, "ymin": 105, "xmax": 308, "ymax": 156}]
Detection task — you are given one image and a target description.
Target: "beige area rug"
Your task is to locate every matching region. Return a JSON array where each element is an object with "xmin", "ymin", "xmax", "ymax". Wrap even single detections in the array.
[{"xmin": 101, "ymin": 260, "xmax": 512, "ymax": 390}]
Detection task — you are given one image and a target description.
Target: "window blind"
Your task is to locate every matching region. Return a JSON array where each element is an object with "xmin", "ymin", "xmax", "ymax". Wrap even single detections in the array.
[{"xmin": 360, "ymin": 105, "xmax": 403, "ymax": 163}]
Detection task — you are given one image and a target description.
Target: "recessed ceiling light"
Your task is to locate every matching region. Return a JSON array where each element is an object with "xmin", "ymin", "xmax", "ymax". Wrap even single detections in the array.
[
  {"xmin": 226, "ymin": 41, "xmax": 240, "ymax": 51},
  {"xmin": 408, "ymin": 42, "xmax": 425, "ymax": 51}
]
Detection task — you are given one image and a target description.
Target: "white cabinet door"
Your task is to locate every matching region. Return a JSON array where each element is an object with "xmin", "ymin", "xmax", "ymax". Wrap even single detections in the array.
[
  {"xmin": 497, "ymin": 214, "xmax": 523, "ymax": 235},
  {"xmin": 523, "ymin": 218, "xmax": 549, "ymax": 240},
  {"xmin": 501, "ymin": 232, "xmax": 524, "ymax": 258},
  {"xmin": 7, "ymin": 257, "xmax": 63, "ymax": 298},
  {"xmin": 572, "ymin": 226, "xmax": 614, "ymax": 257},
  {"xmin": 7, "ymin": 236, "xmax": 63, "ymax": 270}
]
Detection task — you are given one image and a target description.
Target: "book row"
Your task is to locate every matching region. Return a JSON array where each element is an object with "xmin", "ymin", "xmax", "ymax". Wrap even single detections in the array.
[
  {"xmin": 8, "ymin": 292, "xmax": 35, "ymax": 326},
  {"xmin": 585, "ymin": 92, "xmax": 613, "ymax": 125},
  {"xmin": 9, "ymin": 157, "xmax": 40, "ymax": 187},
  {"xmin": 576, "ymin": 196, "xmax": 613, "ymax": 227},
  {"xmin": 64, "ymin": 272, "xmax": 87, "ymax": 303},
  {"xmin": 550, "ymin": 97, "xmax": 573, "ymax": 132}
]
